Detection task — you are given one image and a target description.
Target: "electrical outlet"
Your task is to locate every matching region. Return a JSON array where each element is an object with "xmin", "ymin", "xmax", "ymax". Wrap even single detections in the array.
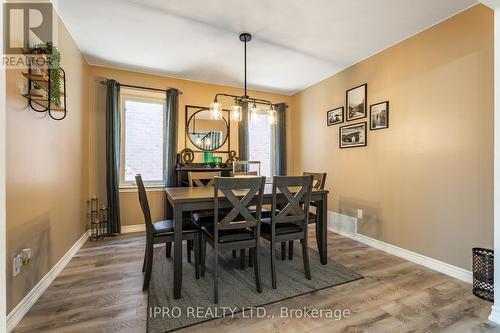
[
  {"xmin": 13, "ymin": 254, "xmax": 22, "ymax": 277},
  {"xmin": 357, "ymin": 209, "xmax": 363, "ymax": 219}
]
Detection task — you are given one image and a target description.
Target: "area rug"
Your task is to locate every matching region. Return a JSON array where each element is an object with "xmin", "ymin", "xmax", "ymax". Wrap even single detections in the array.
[{"xmin": 147, "ymin": 243, "xmax": 362, "ymax": 332}]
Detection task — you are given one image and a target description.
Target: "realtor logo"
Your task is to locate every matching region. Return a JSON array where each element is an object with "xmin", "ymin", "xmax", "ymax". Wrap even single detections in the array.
[{"xmin": 3, "ymin": 2, "xmax": 53, "ymax": 55}]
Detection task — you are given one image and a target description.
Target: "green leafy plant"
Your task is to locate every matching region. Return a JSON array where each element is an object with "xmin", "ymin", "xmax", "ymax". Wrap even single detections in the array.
[{"xmin": 32, "ymin": 42, "xmax": 61, "ymax": 106}]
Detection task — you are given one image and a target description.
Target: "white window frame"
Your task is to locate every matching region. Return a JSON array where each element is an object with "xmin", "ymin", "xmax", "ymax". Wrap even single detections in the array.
[{"xmin": 119, "ymin": 89, "xmax": 167, "ymax": 189}]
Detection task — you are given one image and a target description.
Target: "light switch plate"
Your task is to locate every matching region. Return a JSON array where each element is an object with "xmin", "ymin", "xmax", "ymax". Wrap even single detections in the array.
[
  {"xmin": 13, "ymin": 254, "xmax": 22, "ymax": 276},
  {"xmin": 357, "ymin": 209, "xmax": 363, "ymax": 219}
]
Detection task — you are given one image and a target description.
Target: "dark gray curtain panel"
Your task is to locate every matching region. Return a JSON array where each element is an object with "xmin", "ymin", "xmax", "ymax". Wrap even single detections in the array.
[
  {"xmin": 274, "ymin": 103, "xmax": 287, "ymax": 176},
  {"xmin": 164, "ymin": 88, "xmax": 179, "ymax": 218},
  {"xmin": 105, "ymin": 79, "xmax": 121, "ymax": 234},
  {"xmin": 238, "ymin": 101, "xmax": 249, "ymax": 161}
]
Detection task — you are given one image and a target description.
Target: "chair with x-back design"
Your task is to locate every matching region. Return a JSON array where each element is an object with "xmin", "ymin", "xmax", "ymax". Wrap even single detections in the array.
[
  {"xmin": 260, "ymin": 175, "xmax": 313, "ymax": 289},
  {"xmin": 200, "ymin": 176, "xmax": 266, "ymax": 303},
  {"xmin": 283, "ymin": 171, "xmax": 327, "ymax": 260}
]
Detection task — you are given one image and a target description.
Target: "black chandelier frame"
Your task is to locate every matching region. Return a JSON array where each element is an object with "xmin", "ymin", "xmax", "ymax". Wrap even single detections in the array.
[{"xmin": 211, "ymin": 33, "xmax": 274, "ymax": 110}]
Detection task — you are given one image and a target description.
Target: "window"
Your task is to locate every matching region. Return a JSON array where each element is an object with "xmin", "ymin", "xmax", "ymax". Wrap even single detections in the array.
[
  {"xmin": 248, "ymin": 112, "xmax": 275, "ymax": 180},
  {"xmin": 120, "ymin": 89, "xmax": 166, "ymax": 187}
]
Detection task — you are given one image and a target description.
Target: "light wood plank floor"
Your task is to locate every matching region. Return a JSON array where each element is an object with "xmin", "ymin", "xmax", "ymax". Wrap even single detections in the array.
[{"xmin": 12, "ymin": 230, "xmax": 499, "ymax": 333}]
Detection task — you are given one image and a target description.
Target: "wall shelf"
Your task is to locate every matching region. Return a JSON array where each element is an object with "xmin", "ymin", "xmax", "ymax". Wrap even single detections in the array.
[
  {"xmin": 21, "ymin": 49, "xmax": 67, "ymax": 120},
  {"xmin": 21, "ymin": 94, "xmax": 65, "ymax": 111}
]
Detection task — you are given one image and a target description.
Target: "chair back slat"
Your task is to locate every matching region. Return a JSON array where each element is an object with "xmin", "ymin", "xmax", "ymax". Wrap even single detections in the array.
[
  {"xmin": 303, "ymin": 172, "xmax": 327, "ymax": 190},
  {"xmin": 214, "ymin": 177, "xmax": 265, "ymax": 238},
  {"xmin": 135, "ymin": 174, "xmax": 154, "ymax": 237},
  {"xmin": 271, "ymin": 176, "xmax": 313, "ymax": 229},
  {"xmin": 188, "ymin": 171, "xmax": 221, "ymax": 187}
]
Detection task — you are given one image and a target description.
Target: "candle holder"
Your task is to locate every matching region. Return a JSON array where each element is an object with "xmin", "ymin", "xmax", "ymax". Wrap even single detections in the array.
[
  {"xmin": 99, "ymin": 207, "xmax": 110, "ymax": 237},
  {"xmin": 87, "ymin": 197, "xmax": 100, "ymax": 240}
]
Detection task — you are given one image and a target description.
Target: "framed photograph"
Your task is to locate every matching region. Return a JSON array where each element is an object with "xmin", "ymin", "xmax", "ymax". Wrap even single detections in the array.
[
  {"xmin": 370, "ymin": 101, "xmax": 389, "ymax": 130},
  {"xmin": 327, "ymin": 107, "xmax": 344, "ymax": 126},
  {"xmin": 339, "ymin": 122, "xmax": 367, "ymax": 148},
  {"xmin": 346, "ymin": 83, "xmax": 367, "ymax": 121}
]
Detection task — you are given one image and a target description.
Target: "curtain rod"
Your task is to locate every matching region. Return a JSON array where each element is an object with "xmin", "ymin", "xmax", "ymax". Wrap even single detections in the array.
[{"xmin": 99, "ymin": 80, "xmax": 183, "ymax": 95}]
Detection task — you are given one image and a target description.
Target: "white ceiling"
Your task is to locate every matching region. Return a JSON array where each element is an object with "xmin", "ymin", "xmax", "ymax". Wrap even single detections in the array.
[{"xmin": 54, "ymin": 0, "xmax": 478, "ymax": 95}]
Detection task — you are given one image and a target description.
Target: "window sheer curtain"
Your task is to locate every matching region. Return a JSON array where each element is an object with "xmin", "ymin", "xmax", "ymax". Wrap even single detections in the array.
[{"xmin": 106, "ymin": 79, "xmax": 121, "ymax": 234}]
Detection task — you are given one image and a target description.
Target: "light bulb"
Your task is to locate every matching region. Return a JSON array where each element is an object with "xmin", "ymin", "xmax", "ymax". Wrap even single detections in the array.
[
  {"xmin": 210, "ymin": 101, "xmax": 223, "ymax": 120},
  {"xmin": 230, "ymin": 105, "xmax": 242, "ymax": 122},
  {"xmin": 249, "ymin": 103, "xmax": 260, "ymax": 124}
]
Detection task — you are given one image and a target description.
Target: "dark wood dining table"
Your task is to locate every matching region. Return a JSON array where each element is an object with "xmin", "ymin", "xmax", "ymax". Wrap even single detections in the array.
[{"xmin": 165, "ymin": 184, "xmax": 329, "ymax": 299}]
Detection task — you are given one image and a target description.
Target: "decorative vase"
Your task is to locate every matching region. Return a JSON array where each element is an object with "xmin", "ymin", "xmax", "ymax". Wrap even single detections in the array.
[{"xmin": 203, "ymin": 151, "xmax": 213, "ymax": 166}]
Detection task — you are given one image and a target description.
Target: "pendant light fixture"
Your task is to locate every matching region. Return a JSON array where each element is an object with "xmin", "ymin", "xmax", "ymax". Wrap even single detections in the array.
[{"xmin": 209, "ymin": 33, "xmax": 275, "ymax": 124}]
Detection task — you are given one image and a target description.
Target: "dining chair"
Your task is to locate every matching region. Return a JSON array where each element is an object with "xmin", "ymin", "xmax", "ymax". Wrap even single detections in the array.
[
  {"xmin": 135, "ymin": 174, "xmax": 200, "ymax": 291},
  {"xmin": 187, "ymin": 171, "xmax": 221, "ymax": 261},
  {"xmin": 200, "ymin": 176, "xmax": 266, "ymax": 303},
  {"xmin": 188, "ymin": 171, "xmax": 221, "ymax": 187},
  {"xmin": 283, "ymin": 172, "xmax": 327, "ymax": 260},
  {"xmin": 260, "ymin": 175, "xmax": 313, "ymax": 289}
]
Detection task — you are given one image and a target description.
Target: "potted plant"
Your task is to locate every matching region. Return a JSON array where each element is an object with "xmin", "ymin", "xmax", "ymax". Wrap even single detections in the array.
[{"xmin": 31, "ymin": 42, "xmax": 61, "ymax": 106}]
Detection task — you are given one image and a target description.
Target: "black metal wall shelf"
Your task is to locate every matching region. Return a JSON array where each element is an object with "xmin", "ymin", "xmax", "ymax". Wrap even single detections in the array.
[{"xmin": 22, "ymin": 49, "xmax": 67, "ymax": 120}]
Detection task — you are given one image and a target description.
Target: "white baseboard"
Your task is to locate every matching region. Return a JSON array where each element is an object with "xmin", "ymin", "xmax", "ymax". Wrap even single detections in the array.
[
  {"xmin": 327, "ymin": 211, "xmax": 472, "ymax": 284},
  {"xmin": 7, "ymin": 231, "xmax": 89, "ymax": 332},
  {"xmin": 121, "ymin": 224, "xmax": 145, "ymax": 234},
  {"xmin": 489, "ymin": 305, "xmax": 500, "ymax": 324}
]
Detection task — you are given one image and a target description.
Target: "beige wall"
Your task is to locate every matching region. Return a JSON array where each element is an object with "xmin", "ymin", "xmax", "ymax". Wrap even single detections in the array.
[
  {"xmin": 291, "ymin": 4, "xmax": 494, "ymax": 270},
  {"xmin": 6, "ymin": 19, "xmax": 89, "ymax": 311},
  {"xmin": 87, "ymin": 66, "xmax": 292, "ymax": 226}
]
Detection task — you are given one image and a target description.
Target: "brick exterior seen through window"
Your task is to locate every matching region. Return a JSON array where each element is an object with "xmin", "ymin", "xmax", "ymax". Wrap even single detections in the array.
[
  {"xmin": 248, "ymin": 113, "xmax": 273, "ymax": 179},
  {"xmin": 123, "ymin": 99, "xmax": 165, "ymax": 183}
]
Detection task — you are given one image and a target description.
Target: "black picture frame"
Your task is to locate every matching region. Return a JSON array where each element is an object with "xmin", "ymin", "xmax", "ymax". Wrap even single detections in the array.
[
  {"xmin": 327, "ymin": 107, "xmax": 344, "ymax": 126},
  {"xmin": 339, "ymin": 121, "xmax": 367, "ymax": 149},
  {"xmin": 346, "ymin": 83, "xmax": 367, "ymax": 121},
  {"xmin": 370, "ymin": 101, "xmax": 389, "ymax": 130}
]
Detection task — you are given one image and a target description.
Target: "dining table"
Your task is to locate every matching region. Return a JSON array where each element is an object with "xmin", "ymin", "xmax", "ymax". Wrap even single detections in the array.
[{"xmin": 165, "ymin": 184, "xmax": 329, "ymax": 299}]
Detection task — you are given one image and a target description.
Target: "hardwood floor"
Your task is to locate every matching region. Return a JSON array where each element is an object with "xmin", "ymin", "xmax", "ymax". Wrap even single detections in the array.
[{"xmin": 12, "ymin": 230, "xmax": 499, "ymax": 333}]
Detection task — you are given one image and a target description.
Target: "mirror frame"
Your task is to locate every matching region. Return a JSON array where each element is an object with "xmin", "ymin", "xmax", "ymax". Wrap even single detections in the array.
[{"xmin": 185, "ymin": 105, "xmax": 230, "ymax": 152}]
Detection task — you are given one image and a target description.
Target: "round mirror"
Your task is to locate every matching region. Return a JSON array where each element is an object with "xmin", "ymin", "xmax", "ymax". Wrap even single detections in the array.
[{"xmin": 187, "ymin": 109, "xmax": 228, "ymax": 151}]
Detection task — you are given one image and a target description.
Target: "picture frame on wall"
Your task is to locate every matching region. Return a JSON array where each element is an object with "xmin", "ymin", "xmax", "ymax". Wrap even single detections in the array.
[
  {"xmin": 327, "ymin": 107, "xmax": 344, "ymax": 126},
  {"xmin": 370, "ymin": 101, "xmax": 389, "ymax": 130},
  {"xmin": 339, "ymin": 121, "xmax": 367, "ymax": 148},
  {"xmin": 346, "ymin": 83, "xmax": 367, "ymax": 121}
]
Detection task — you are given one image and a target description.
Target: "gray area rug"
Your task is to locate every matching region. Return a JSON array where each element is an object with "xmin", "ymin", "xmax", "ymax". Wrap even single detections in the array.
[{"xmin": 148, "ymin": 243, "xmax": 362, "ymax": 332}]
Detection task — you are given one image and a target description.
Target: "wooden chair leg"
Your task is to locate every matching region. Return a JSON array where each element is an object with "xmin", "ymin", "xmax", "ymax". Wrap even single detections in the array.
[
  {"xmin": 253, "ymin": 247, "xmax": 262, "ymax": 293},
  {"xmin": 240, "ymin": 249, "xmax": 245, "ymax": 269},
  {"xmin": 232, "ymin": 250, "xmax": 236, "ymax": 258},
  {"xmin": 214, "ymin": 245, "xmax": 219, "ymax": 304},
  {"xmin": 142, "ymin": 241, "xmax": 148, "ymax": 272},
  {"xmin": 288, "ymin": 240, "xmax": 294, "ymax": 260},
  {"xmin": 165, "ymin": 242, "xmax": 172, "ymax": 258},
  {"xmin": 301, "ymin": 239, "xmax": 311, "ymax": 280},
  {"xmin": 281, "ymin": 242, "xmax": 286, "ymax": 260},
  {"xmin": 249, "ymin": 248, "xmax": 253, "ymax": 267},
  {"xmin": 201, "ymin": 233, "xmax": 206, "ymax": 277},
  {"xmin": 194, "ymin": 234, "xmax": 200, "ymax": 279},
  {"xmin": 142, "ymin": 239, "xmax": 154, "ymax": 291},
  {"xmin": 186, "ymin": 240, "xmax": 193, "ymax": 263},
  {"xmin": 271, "ymin": 241, "xmax": 277, "ymax": 289},
  {"xmin": 315, "ymin": 223, "xmax": 321, "ymax": 254}
]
